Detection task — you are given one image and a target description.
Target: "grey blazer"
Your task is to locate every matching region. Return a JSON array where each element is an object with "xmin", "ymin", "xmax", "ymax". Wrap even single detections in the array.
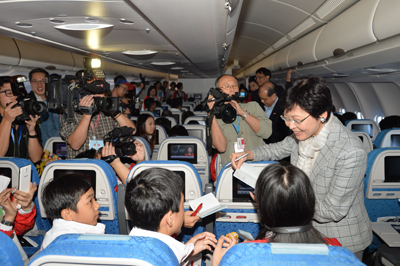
[{"xmin": 251, "ymin": 116, "xmax": 372, "ymax": 252}]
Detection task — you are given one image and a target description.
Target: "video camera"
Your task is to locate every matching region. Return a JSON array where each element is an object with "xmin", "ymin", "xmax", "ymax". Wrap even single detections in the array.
[
  {"xmin": 207, "ymin": 88, "xmax": 249, "ymax": 123},
  {"xmin": 103, "ymin": 126, "xmax": 136, "ymax": 157},
  {"xmin": 9, "ymin": 75, "xmax": 47, "ymax": 124},
  {"xmin": 46, "ymin": 57, "xmax": 119, "ymax": 116}
]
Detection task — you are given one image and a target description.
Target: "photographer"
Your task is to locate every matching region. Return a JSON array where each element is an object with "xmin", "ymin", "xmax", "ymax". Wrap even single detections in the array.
[
  {"xmin": 60, "ymin": 74, "xmax": 136, "ymax": 159},
  {"xmin": 101, "ymin": 140, "xmax": 145, "ymax": 184},
  {"xmin": 207, "ymin": 74, "xmax": 272, "ymax": 166},
  {"xmin": 0, "ymin": 76, "xmax": 43, "ymax": 163}
]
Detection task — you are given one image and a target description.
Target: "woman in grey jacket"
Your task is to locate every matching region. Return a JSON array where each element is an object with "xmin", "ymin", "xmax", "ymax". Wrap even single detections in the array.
[{"xmin": 230, "ymin": 76, "xmax": 372, "ymax": 259}]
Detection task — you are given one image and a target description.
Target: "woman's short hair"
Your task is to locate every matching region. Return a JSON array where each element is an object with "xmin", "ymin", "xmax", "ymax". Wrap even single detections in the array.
[{"xmin": 281, "ymin": 76, "xmax": 333, "ymax": 121}]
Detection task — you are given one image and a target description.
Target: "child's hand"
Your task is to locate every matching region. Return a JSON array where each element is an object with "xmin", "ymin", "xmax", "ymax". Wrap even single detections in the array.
[
  {"xmin": 0, "ymin": 188, "xmax": 18, "ymax": 222},
  {"xmin": 13, "ymin": 182, "xmax": 37, "ymax": 211},
  {"xmin": 212, "ymin": 234, "xmax": 237, "ymax": 266},
  {"xmin": 184, "ymin": 210, "xmax": 201, "ymax": 228},
  {"xmin": 187, "ymin": 232, "xmax": 217, "ymax": 256}
]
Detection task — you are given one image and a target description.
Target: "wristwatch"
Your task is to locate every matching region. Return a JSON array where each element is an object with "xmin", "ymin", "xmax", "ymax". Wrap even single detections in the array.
[
  {"xmin": 1, "ymin": 218, "xmax": 14, "ymax": 227},
  {"xmin": 242, "ymin": 112, "xmax": 249, "ymax": 120},
  {"xmin": 101, "ymin": 154, "xmax": 119, "ymax": 164}
]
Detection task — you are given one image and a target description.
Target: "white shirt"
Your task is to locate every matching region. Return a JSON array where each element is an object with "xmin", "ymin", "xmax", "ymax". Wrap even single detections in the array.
[
  {"xmin": 129, "ymin": 227, "xmax": 194, "ymax": 266},
  {"xmin": 41, "ymin": 219, "xmax": 105, "ymax": 249}
]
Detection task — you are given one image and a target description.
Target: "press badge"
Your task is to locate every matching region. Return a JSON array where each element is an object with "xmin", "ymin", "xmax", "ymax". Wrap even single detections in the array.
[
  {"xmin": 89, "ymin": 139, "xmax": 104, "ymax": 150},
  {"xmin": 234, "ymin": 137, "xmax": 245, "ymax": 153}
]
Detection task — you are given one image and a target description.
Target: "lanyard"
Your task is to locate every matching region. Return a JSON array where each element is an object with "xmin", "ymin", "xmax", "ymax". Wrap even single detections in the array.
[
  {"xmin": 90, "ymin": 113, "xmax": 101, "ymax": 133},
  {"xmin": 11, "ymin": 126, "xmax": 22, "ymax": 157},
  {"xmin": 232, "ymin": 116, "xmax": 241, "ymax": 137}
]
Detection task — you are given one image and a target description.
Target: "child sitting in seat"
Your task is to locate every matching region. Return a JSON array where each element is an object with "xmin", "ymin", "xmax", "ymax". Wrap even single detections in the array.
[
  {"xmin": 41, "ymin": 174, "xmax": 104, "ymax": 249},
  {"xmin": 125, "ymin": 168, "xmax": 228, "ymax": 265},
  {"xmin": 213, "ymin": 162, "xmax": 341, "ymax": 265}
]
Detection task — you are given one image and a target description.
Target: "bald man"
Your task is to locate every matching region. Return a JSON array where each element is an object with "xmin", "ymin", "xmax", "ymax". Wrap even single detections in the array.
[{"xmin": 259, "ymin": 82, "xmax": 290, "ymax": 144}]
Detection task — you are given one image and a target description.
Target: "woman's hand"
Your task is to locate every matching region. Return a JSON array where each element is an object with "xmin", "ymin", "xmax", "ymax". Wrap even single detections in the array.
[{"xmin": 230, "ymin": 150, "xmax": 254, "ymax": 170}]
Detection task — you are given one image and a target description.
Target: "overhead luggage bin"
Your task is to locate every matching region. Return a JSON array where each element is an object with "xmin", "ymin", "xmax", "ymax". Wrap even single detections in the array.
[
  {"xmin": 373, "ymin": 0, "xmax": 400, "ymax": 41},
  {"xmin": 315, "ymin": 0, "xmax": 379, "ymax": 61}
]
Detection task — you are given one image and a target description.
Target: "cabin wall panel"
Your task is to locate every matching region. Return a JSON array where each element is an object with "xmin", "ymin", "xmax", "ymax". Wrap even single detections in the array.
[
  {"xmin": 347, "ymin": 83, "xmax": 385, "ymax": 119},
  {"xmin": 329, "ymin": 83, "xmax": 362, "ymax": 114},
  {"xmin": 371, "ymin": 83, "xmax": 400, "ymax": 117},
  {"xmin": 326, "ymin": 83, "xmax": 345, "ymax": 112},
  {"xmin": 179, "ymin": 78, "xmax": 215, "ymax": 98}
]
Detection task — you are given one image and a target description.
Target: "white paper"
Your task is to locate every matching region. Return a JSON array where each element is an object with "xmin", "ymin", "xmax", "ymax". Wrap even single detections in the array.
[
  {"xmin": 189, "ymin": 193, "xmax": 227, "ymax": 219},
  {"xmin": 233, "ymin": 163, "xmax": 263, "ymax": 188},
  {"xmin": 0, "ymin": 175, "xmax": 11, "ymax": 191}
]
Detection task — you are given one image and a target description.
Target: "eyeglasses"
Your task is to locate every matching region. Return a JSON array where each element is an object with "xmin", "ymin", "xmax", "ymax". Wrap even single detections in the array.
[
  {"xmin": 255, "ymin": 75, "xmax": 265, "ymax": 80},
  {"xmin": 280, "ymin": 114, "xmax": 311, "ymax": 125},
  {"xmin": 31, "ymin": 79, "xmax": 47, "ymax": 84},
  {"xmin": 0, "ymin": 89, "xmax": 14, "ymax": 97},
  {"xmin": 220, "ymin": 84, "xmax": 239, "ymax": 90}
]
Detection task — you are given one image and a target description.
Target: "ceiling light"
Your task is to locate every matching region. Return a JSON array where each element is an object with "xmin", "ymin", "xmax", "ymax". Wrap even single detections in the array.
[
  {"xmin": 49, "ymin": 18, "xmax": 65, "ymax": 24},
  {"xmin": 85, "ymin": 17, "xmax": 99, "ymax": 23},
  {"xmin": 16, "ymin": 22, "xmax": 32, "ymax": 28},
  {"xmin": 171, "ymin": 67, "xmax": 184, "ymax": 70},
  {"xmin": 123, "ymin": 50, "xmax": 158, "ymax": 55},
  {"xmin": 181, "ymin": 70, "xmax": 189, "ymax": 72},
  {"xmin": 120, "ymin": 19, "xmax": 134, "ymax": 25},
  {"xmin": 54, "ymin": 23, "xmax": 114, "ymax": 31},
  {"xmin": 151, "ymin": 61, "xmax": 175, "ymax": 66}
]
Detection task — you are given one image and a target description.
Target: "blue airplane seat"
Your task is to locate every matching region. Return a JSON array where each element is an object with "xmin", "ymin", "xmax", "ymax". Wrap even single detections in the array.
[
  {"xmin": 0, "ymin": 157, "xmax": 44, "ymax": 256},
  {"xmin": 214, "ymin": 161, "xmax": 277, "ymax": 241},
  {"xmin": 39, "ymin": 159, "xmax": 119, "ymax": 234},
  {"xmin": 0, "ymin": 232, "xmax": 24, "ymax": 266},
  {"xmin": 374, "ymin": 128, "xmax": 400, "ymax": 148},
  {"xmin": 133, "ymin": 136, "xmax": 152, "ymax": 161},
  {"xmin": 28, "ymin": 234, "xmax": 179, "ymax": 266},
  {"xmin": 218, "ymin": 242, "xmax": 364, "ymax": 266},
  {"xmin": 125, "ymin": 160, "xmax": 205, "ymax": 265},
  {"xmin": 345, "ymin": 119, "xmax": 380, "ymax": 142},
  {"xmin": 364, "ymin": 148, "xmax": 400, "ymax": 252}
]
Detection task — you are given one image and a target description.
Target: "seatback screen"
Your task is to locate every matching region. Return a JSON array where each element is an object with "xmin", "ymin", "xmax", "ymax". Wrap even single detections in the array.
[
  {"xmin": 167, "ymin": 144, "xmax": 197, "ymax": 164},
  {"xmin": 54, "ymin": 169, "xmax": 97, "ymax": 191},
  {"xmin": 390, "ymin": 135, "xmax": 400, "ymax": 147},
  {"xmin": 384, "ymin": 156, "xmax": 400, "ymax": 183},
  {"xmin": 232, "ymin": 176, "xmax": 254, "ymax": 202},
  {"xmin": 352, "ymin": 124, "xmax": 373, "ymax": 138},
  {"xmin": 52, "ymin": 142, "xmax": 67, "ymax": 159}
]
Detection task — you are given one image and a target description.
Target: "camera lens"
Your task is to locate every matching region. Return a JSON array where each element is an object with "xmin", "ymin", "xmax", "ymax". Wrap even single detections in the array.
[
  {"xmin": 220, "ymin": 105, "xmax": 236, "ymax": 124},
  {"xmin": 32, "ymin": 101, "xmax": 47, "ymax": 115}
]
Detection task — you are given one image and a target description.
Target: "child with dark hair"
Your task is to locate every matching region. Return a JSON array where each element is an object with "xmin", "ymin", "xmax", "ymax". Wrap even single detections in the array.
[
  {"xmin": 41, "ymin": 174, "xmax": 103, "ymax": 249},
  {"xmin": 169, "ymin": 125, "xmax": 189, "ymax": 137},
  {"xmin": 125, "ymin": 168, "xmax": 221, "ymax": 265},
  {"xmin": 213, "ymin": 162, "xmax": 341, "ymax": 265}
]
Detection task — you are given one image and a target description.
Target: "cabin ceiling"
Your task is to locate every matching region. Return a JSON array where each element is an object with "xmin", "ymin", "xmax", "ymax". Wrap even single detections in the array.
[{"xmin": 3, "ymin": 0, "xmax": 399, "ymax": 81}]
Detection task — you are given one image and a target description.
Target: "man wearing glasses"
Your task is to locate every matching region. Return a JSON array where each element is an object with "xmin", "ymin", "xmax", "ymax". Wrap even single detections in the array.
[
  {"xmin": 255, "ymin": 67, "xmax": 284, "ymax": 99},
  {"xmin": 28, "ymin": 68, "xmax": 61, "ymax": 146},
  {"xmin": 0, "ymin": 76, "xmax": 43, "ymax": 163},
  {"xmin": 207, "ymin": 74, "xmax": 272, "ymax": 166}
]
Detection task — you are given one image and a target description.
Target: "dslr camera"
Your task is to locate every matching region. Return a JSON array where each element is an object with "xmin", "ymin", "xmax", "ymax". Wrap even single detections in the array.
[
  {"xmin": 9, "ymin": 75, "xmax": 47, "ymax": 124},
  {"xmin": 46, "ymin": 57, "xmax": 119, "ymax": 116},
  {"xmin": 208, "ymin": 88, "xmax": 249, "ymax": 123},
  {"xmin": 103, "ymin": 126, "xmax": 136, "ymax": 157}
]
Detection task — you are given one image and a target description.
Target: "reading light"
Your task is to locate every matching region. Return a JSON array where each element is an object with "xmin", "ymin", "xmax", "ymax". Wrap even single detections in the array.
[
  {"xmin": 122, "ymin": 50, "xmax": 158, "ymax": 55},
  {"xmin": 151, "ymin": 61, "xmax": 175, "ymax": 66}
]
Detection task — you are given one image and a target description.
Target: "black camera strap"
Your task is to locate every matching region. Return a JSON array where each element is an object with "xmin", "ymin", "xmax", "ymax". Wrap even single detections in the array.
[
  {"xmin": 66, "ymin": 83, "xmax": 76, "ymax": 123},
  {"xmin": 206, "ymin": 110, "xmax": 214, "ymax": 155}
]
